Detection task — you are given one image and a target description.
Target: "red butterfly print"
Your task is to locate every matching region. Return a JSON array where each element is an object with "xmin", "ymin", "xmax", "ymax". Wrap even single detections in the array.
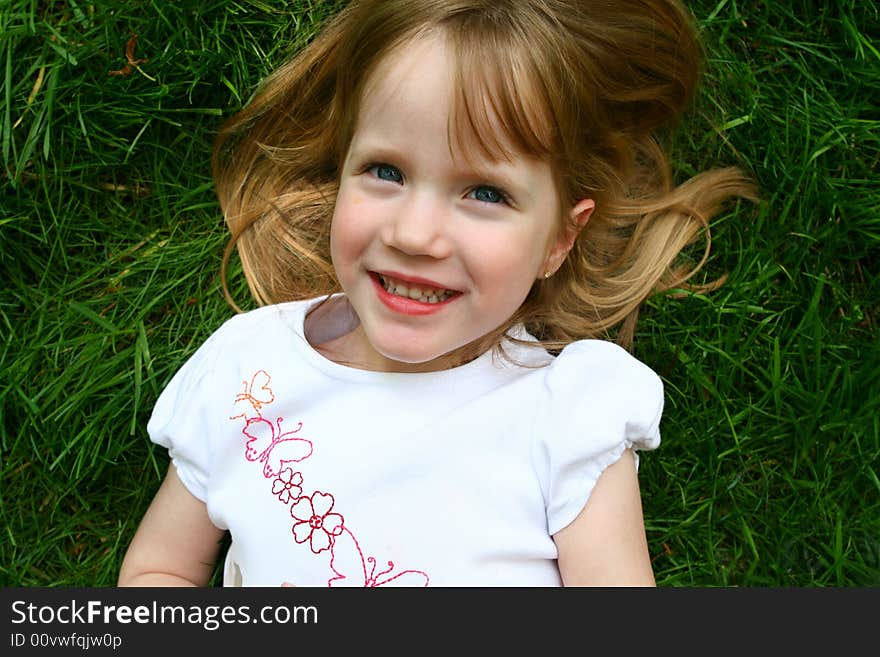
[
  {"xmin": 327, "ymin": 527, "xmax": 429, "ymax": 587},
  {"xmin": 230, "ymin": 370, "xmax": 275, "ymax": 420},
  {"xmin": 243, "ymin": 416, "xmax": 313, "ymax": 479}
]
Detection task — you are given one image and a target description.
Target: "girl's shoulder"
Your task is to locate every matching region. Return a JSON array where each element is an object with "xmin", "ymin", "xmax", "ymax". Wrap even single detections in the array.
[
  {"xmin": 190, "ymin": 299, "xmax": 314, "ymax": 359},
  {"xmin": 215, "ymin": 299, "xmax": 311, "ymax": 339},
  {"xmin": 547, "ymin": 339, "xmax": 663, "ymax": 393},
  {"xmin": 165, "ymin": 300, "xmax": 312, "ymax": 384},
  {"xmin": 540, "ymin": 338, "xmax": 664, "ymax": 438}
]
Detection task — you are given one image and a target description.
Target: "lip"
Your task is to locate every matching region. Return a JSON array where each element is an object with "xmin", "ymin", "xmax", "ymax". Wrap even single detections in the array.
[
  {"xmin": 369, "ymin": 272, "xmax": 460, "ymax": 316},
  {"xmin": 373, "ymin": 270, "xmax": 460, "ymax": 292}
]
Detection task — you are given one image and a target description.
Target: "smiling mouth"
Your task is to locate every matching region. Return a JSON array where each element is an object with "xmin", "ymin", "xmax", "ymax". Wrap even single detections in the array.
[{"xmin": 374, "ymin": 273, "xmax": 458, "ymax": 304}]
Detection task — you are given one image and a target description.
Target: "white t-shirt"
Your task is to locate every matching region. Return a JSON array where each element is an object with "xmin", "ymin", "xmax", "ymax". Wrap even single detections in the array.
[{"xmin": 148, "ymin": 295, "xmax": 663, "ymax": 586}]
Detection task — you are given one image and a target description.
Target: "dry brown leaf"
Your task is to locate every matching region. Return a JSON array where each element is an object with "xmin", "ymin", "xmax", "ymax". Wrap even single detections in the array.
[{"xmin": 108, "ymin": 32, "xmax": 149, "ymax": 77}]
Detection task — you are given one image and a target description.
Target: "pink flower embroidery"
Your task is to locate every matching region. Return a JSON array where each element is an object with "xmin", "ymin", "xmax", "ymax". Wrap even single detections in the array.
[
  {"xmin": 290, "ymin": 492, "xmax": 344, "ymax": 554},
  {"xmin": 272, "ymin": 469, "xmax": 302, "ymax": 504}
]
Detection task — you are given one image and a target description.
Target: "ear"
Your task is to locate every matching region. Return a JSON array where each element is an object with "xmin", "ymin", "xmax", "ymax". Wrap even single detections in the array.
[{"xmin": 540, "ymin": 198, "xmax": 595, "ymax": 279}]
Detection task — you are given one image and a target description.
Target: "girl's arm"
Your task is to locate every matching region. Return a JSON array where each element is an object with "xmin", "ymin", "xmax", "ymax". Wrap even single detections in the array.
[
  {"xmin": 552, "ymin": 448, "xmax": 656, "ymax": 586},
  {"xmin": 118, "ymin": 464, "xmax": 226, "ymax": 586}
]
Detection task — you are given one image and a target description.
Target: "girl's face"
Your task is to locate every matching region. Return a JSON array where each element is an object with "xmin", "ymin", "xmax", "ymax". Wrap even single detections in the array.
[{"xmin": 329, "ymin": 32, "xmax": 587, "ymax": 372}]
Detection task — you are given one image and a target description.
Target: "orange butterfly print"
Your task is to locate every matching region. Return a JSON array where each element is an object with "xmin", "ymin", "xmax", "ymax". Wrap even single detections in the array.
[{"xmin": 230, "ymin": 370, "xmax": 275, "ymax": 421}]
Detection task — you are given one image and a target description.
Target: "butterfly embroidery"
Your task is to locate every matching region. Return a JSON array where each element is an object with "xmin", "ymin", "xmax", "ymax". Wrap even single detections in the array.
[
  {"xmin": 230, "ymin": 369, "xmax": 275, "ymax": 420},
  {"xmin": 243, "ymin": 416, "xmax": 313, "ymax": 479},
  {"xmin": 327, "ymin": 527, "xmax": 429, "ymax": 587},
  {"xmin": 229, "ymin": 369, "xmax": 429, "ymax": 587}
]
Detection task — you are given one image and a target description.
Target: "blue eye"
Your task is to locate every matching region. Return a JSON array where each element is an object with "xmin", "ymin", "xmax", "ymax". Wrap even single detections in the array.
[
  {"xmin": 469, "ymin": 186, "xmax": 507, "ymax": 204},
  {"xmin": 369, "ymin": 163, "xmax": 403, "ymax": 184}
]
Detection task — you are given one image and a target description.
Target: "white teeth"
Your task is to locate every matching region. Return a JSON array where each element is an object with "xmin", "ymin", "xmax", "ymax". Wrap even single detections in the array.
[{"xmin": 378, "ymin": 275, "xmax": 453, "ymax": 303}]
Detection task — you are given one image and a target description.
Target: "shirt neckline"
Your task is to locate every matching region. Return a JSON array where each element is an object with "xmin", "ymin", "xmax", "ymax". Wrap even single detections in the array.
[{"xmin": 284, "ymin": 294, "xmax": 516, "ymax": 385}]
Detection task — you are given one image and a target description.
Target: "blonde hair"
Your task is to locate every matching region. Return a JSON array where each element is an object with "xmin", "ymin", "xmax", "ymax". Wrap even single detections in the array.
[{"xmin": 213, "ymin": 0, "xmax": 757, "ymax": 356}]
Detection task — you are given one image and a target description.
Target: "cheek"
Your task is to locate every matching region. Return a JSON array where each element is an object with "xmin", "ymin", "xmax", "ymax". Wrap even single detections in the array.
[
  {"xmin": 329, "ymin": 194, "xmax": 370, "ymax": 270},
  {"xmin": 328, "ymin": 209, "xmax": 344, "ymax": 269},
  {"xmin": 467, "ymin": 229, "xmax": 546, "ymax": 294}
]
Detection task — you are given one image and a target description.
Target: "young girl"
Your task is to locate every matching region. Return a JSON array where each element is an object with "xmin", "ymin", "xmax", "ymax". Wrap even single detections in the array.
[{"xmin": 119, "ymin": 0, "xmax": 755, "ymax": 587}]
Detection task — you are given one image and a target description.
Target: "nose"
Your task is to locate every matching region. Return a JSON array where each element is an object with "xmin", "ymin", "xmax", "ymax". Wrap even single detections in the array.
[{"xmin": 381, "ymin": 190, "xmax": 452, "ymax": 259}]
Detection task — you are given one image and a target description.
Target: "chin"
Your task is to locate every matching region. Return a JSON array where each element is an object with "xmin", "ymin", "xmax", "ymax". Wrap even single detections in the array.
[
  {"xmin": 371, "ymin": 337, "xmax": 464, "ymax": 372},
  {"xmin": 378, "ymin": 346, "xmax": 446, "ymax": 368}
]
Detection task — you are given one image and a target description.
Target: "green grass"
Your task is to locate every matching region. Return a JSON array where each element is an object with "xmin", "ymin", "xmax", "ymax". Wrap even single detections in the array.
[{"xmin": 1, "ymin": 0, "xmax": 877, "ymax": 587}]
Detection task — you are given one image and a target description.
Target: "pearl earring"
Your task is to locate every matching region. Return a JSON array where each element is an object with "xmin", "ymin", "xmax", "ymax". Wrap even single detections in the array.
[{"xmin": 544, "ymin": 270, "xmax": 552, "ymax": 279}]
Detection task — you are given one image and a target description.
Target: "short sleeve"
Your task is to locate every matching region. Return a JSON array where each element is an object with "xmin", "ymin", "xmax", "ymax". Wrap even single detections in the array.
[
  {"xmin": 146, "ymin": 328, "xmax": 228, "ymax": 502},
  {"xmin": 533, "ymin": 340, "xmax": 664, "ymax": 536}
]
